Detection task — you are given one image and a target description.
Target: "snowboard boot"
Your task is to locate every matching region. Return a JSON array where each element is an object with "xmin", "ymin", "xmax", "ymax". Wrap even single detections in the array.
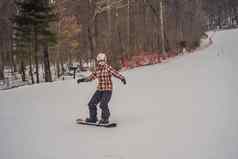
[
  {"xmin": 85, "ymin": 117, "xmax": 98, "ymax": 123},
  {"xmin": 99, "ymin": 118, "xmax": 109, "ymax": 124}
]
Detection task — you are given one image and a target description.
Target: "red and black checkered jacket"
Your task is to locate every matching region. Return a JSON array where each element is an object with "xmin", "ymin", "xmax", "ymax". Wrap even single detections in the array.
[{"xmin": 87, "ymin": 64, "xmax": 125, "ymax": 91}]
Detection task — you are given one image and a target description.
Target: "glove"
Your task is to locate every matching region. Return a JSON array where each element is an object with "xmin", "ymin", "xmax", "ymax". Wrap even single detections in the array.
[
  {"xmin": 121, "ymin": 78, "xmax": 126, "ymax": 85},
  {"xmin": 77, "ymin": 78, "xmax": 86, "ymax": 84}
]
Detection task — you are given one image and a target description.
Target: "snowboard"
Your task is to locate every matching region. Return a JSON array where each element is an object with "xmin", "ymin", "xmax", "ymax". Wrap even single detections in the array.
[{"xmin": 76, "ymin": 118, "xmax": 117, "ymax": 128}]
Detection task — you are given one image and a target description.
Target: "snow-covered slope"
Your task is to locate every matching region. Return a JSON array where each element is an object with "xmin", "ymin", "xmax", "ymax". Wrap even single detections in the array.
[{"xmin": 1, "ymin": 29, "xmax": 238, "ymax": 159}]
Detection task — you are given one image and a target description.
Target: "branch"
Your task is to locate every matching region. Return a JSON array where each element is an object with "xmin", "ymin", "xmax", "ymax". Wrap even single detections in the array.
[
  {"xmin": 144, "ymin": 0, "xmax": 160, "ymax": 19},
  {"xmin": 93, "ymin": 0, "xmax": 128, "ymax": 21}
]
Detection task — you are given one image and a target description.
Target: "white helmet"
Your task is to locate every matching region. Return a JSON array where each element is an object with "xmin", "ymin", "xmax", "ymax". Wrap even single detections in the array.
[{"xmin": 96, "ymin": 53, "xmax": 107, "ymax": 62}]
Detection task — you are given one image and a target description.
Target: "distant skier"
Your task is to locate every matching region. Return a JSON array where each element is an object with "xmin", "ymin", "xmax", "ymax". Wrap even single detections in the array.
[{"xmin": 77, "ymin": 53, "xmax": 126, "ymax": 124}]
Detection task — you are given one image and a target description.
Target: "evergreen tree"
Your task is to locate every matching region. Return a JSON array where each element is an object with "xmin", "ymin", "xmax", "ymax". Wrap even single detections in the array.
[
  {"xmin": 13, "ymin": 0, "xmax": 57, "ymax": 83},
  {"xmin": 13, "ymin": 0, "xmax": 33, "ymax": 82}
]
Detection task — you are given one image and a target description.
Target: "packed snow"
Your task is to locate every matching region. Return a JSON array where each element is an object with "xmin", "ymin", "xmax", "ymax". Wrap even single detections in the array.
[{"xmin": 1, "ymin": 29, "xmax": 238, "ymax": 159}]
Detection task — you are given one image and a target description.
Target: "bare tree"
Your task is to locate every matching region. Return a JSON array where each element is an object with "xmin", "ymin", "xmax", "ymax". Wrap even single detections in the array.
[{"xmin": 0, "ymin": 0, "xmax": 15, "ymax": 80}]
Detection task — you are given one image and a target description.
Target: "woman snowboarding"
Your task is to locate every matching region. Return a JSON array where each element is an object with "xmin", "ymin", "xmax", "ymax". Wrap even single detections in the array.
[{"xmin": 77, "ymin": 53, "xmax": 126, "ymax": 124}]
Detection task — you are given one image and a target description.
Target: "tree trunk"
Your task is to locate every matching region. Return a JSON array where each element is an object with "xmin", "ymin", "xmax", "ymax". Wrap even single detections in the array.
[
  {"xmin": 20, "ymin": 60, "xmax": 26, "ymax": 82},
  {"xmin": 60, "ymin": 55, "xmax": 65, "ymax": 74},
  {"xmin": 88, "ymin": 25, "xmax": 97, "ymax": 59},
  {"xmin": 43, "ymin": 43, "xmax": 52, "ymax": 82},
  {"xmin": 34, "ymin": 29, "xmax": 40, "ymax": 83},
  {"xmin": 0, "ymin": 51, "xmax": 4, "ymax": 80},
  {"xmin": 10, "ymin": 35, "xmax": 17, "ymax": 72},
  {"xmin": 56, "ymin": 43, "xmax": 61, "ymax": 78},
  {"xmin": 56, "ymin": 61, "xmax": 60, "ymax": 78},
  {"xmin": 29, "ymin": 53, "xmax": 35, "ymax": 84}
]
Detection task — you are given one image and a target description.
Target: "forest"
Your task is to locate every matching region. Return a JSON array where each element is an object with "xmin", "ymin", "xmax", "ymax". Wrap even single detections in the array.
[{"xmin": 0, "ymin": 0, "xmax": 237, "ymax": 86}]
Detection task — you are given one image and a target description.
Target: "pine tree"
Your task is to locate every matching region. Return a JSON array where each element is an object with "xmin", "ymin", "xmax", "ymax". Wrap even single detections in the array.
[
  {"xmin": 13, "ymin": 0, "xmax": 33, "ymax": 82},
  {"xmin": 33, "ymin": 0, "xmax": 57, "ymax": 82},
  {"xmin": 13, "ymin": 0, "xmax": 57, "ymax": 83}
]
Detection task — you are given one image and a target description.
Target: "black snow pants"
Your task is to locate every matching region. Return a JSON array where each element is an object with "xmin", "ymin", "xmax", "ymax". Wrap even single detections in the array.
[{"xmin": 88, "ymin": 90, "xmax": 112, "ymax": 120}]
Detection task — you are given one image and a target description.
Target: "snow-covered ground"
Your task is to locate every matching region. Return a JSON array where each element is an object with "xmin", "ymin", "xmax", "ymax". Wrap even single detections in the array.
[{"xmin": 1, "ymin": 29, "xmax": 238, "ymax": 159}]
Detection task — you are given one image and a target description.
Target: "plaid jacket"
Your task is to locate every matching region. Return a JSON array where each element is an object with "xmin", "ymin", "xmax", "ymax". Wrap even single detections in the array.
[{"xmin": 87, "ymin": 64, "xmax": 124, "ymax": 91}]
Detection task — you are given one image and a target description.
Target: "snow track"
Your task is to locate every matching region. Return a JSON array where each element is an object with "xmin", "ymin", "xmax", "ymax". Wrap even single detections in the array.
[{"xmin": 1, "ymin": 29, "xmax": 238, "ymax": 159}]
